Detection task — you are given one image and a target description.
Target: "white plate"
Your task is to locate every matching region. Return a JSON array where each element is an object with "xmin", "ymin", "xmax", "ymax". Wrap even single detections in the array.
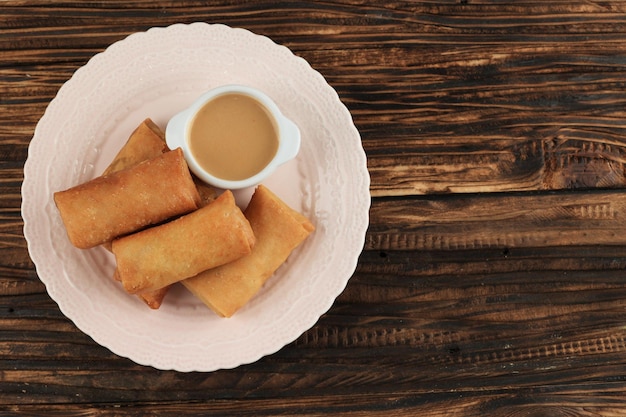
[{"xmin": 21, "ymin": 23, "xmax": 370, "ymax": 372}]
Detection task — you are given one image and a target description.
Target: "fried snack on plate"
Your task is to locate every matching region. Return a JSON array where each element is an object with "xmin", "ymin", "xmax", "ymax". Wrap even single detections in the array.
[
  {"xmin": 182, "ymin": 185, "xmax": 314, "ymax": 318},
  {"xmin": 103, "ymin": 117, "xmax": 216, "ymax": 206},
  {"xmin": 101, "ymin": 119, "xmax": 169, "ymax": 247},
  {"xmin": 111, "ymin": 268, "xmax": 168, "ymax": 309},
  {"xmin": 138, "ymin": 287, "xmax": 169, "ymax": 310},
  {"xmin": 54, "ymin": 148, "xmax": 200, "ymax": 249},
  {"xmin": 194, "ymin": 179, "xmax": 218, "ymax": 207},
  {"xmin": 101, "ymin": 119, "xmax": 172, "ymax": 309},
  {"xmin": 102, "ymin": 118, "xmax": 168, "ymax": 176},
  {"xmin": 112, "ymin": 190, "xmax": 255, "ymax": 295},
  {"xmin": 101, "ymin": 119, "xmax": 214, "ymax": 308}
]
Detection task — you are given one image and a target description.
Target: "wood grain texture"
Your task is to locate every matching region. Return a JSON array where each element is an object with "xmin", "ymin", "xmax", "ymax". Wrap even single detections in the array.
[
  {"xmin": 3, "ymin": 0, "xmax": 626, "ymax": 416},
  {"xmin": 368, "ymin": 189, "xmax": 626, "ymax": 250}
]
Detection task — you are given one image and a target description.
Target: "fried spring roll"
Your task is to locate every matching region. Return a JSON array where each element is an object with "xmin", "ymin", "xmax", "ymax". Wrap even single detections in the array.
[
  {"xmin": 136, "ymin": 172, "xmax": 216, "ymax": 308},
  {"xmin": 103, "ymin": 120, "xmax": 217, "ymax": 309},
  {"xmin": 102, "ymin": 119, "xmax": 172, "ymax": 309},
  {"xmin": 112, "ymin": 254, "xmax": 169, "ymax": 309},
  {"xmin": 54, "ymin": 148, "xmax": 201, "ymax": 249},
  {"xmin": 112, "ymin": 190, "xmax": 255, "ymax": 295},
  {"xmin": 182, "ymin": 185, "xmax": 315, "ymax": 318},
  {"xmin": 102, "ymin": 118, "xmax": 168, "ymax": 177},
  {"xmin": 101, "ymin": 119, "xmax": 169, "ymax": 250},
  {"xmin": 195, "ymin": 179, "xmax": 218, "ymax": 207},
  {"xmin": 139, "ymin": 287, "xmax": 169, "ymax": 309}
]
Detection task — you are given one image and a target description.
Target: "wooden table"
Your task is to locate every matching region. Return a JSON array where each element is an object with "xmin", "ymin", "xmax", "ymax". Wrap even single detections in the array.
[{"xmin": 3, "ymin": 1, "xmax": 626, "ymax": 415}]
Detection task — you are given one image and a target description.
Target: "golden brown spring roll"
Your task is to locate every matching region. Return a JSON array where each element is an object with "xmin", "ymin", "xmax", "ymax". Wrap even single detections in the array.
[
  {"xmin": 112, "ymin": 263, "xmax": 168, "ymax": 309},
  {"xmin": 102, "ymin": 118, "xmax": 168, "ymax": 177},
  {"xmin": 101, "ymin": 119, "xmax": 169, "ymax": 250},
  {"xmin": 106, "ymin": 118, "xmax": 216, "ymax": 207},
  {"xmin": 182, "ymin": 185, "xmax": 315, "ymax": 318},
  {"xmin": 102, "ymin": 119, "xmax": 172, "ymax": 308},
  {"xmin": 112, "ymin": 190, "xmax": 255, "ymax": 295},
  {"xmin": 102, "ymin": 119, "xmax": 216, "ymax": 308},
  {"xmin": 139, "ymin": 287, "xmax": 169, "ymax": 309},
  {"xmin": 194, "ymin": 178, "xmax": 217, "ymax": 207},
  {"xmin": 54, "ymin": 148, "xmax": 201, "ymax": 249}
]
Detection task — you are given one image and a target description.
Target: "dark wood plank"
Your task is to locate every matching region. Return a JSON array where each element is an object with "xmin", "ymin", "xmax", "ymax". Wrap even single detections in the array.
[{"xmin": 368, "ymin": 189, "xmax": 626, "ymax": 250}]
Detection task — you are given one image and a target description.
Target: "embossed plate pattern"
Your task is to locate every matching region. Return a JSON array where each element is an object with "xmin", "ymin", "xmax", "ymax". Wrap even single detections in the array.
[{"xmin": 22, "ymin": 23, "xmax": 370, "ymax": 372}]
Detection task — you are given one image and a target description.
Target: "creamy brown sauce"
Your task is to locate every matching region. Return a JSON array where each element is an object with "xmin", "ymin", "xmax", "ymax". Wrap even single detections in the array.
[{"xmin": 188, "ymin": 93, "xmax": 279, "ymax": 182}]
